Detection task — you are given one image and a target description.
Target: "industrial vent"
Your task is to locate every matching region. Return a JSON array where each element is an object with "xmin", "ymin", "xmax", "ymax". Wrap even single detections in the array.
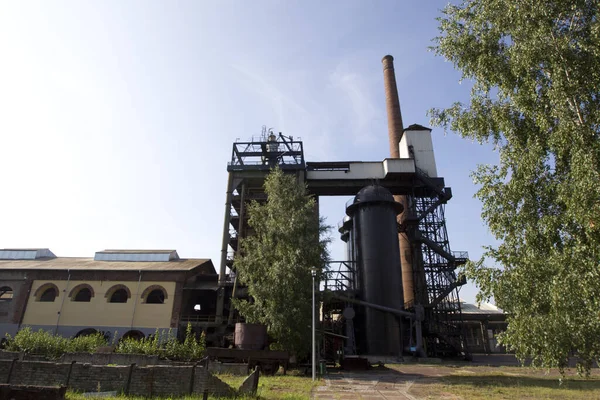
[
  {"xmin": 0, "ymin": 249, "xmax": 57, "ymax": 260},
  {"xmin": 94, "ymin": 250, "xmax": 180, "ymax": 262}
]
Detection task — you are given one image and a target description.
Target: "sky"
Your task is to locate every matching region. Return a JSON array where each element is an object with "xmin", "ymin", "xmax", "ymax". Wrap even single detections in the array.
[{"xmin": 0, "ymin": 1, "xmax": 499, "ymax": 304}]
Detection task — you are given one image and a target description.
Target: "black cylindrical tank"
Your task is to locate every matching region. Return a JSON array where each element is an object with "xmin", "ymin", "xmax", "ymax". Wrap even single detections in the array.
[{"xmin": 346, "ymin": 185, "xmax": 404, "ymax": 355}]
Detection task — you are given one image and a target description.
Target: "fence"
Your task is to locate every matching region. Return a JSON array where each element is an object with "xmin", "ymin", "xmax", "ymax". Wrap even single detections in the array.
[{"xmin": 0, "ymin": 359, "xmax": 235, "ymax": 397}]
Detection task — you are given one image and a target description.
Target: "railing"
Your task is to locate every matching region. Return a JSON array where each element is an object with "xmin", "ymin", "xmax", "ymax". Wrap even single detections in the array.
[
  {"xmin": 180, "ymin": 314, "xmax": 218, "ymax": 323},
  {"xmin": 321, "ymin": 261, "xmax": 356, "ymax": 292},
  {"xmin": 452, "ymin": 251, "xmax": 469, "ymax": 260}
]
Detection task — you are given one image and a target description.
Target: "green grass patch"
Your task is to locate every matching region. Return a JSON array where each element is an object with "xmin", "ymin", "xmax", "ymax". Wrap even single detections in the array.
[{"xmin": 406, "ymin": 366, "xmax": 600, "ymax": 400}]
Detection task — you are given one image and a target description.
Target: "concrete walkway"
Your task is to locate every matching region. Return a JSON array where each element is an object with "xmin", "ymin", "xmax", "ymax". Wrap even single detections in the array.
[{"xmin": 312, "ymin": 370, "xmax": 425, "ymax": 400}]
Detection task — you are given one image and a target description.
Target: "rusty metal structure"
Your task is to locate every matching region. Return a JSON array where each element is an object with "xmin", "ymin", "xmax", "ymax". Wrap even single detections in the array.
[{"xmin": 214, "ymin": 55, "xmax": 469, "ymax": 359}]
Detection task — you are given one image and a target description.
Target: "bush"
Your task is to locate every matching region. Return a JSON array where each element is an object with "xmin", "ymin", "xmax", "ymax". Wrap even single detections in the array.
[
  {"xmin": 67, "ymin": 333, "xmax": 108, "ymax": 353},
  {"xmin": 6, "ymin": 328, "xmax": 63, "ymax": 359},
  {"xmin": 179, "ymin": 322, "xmax": 206, "ymax": 361},
  {"xmin": 115, "ymin": 324, "xmax": 205, "ymax": 361},
  {"xmin": 5, "ymin": 325, "xmax": 205, "ymax": 362},
  {"xmin": 115, "ymin": 329, "xmax": 161, "ymax": 356},
  {"xmin": 5, "ymin": 327, "xmax": 108, "ymax": 359}
]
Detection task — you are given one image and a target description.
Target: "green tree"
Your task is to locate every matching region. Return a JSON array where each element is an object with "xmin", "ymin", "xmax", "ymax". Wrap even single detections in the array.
[
  {"xmin": 232, "ymin": 168, "xmax": 330, "ymax": 358},
  {"xmin": 430, "ymin": 0, "xmax": 600, "ymax": 374}
]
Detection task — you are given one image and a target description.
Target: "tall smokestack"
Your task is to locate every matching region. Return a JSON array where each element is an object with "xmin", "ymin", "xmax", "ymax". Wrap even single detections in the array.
[
  {"xmin": 382, "ymin": 55, "xmax": 404, "ymax": 157},
  {"xmin": 382, "ymin": 55, "xmax": 415, "ymax": 306}
]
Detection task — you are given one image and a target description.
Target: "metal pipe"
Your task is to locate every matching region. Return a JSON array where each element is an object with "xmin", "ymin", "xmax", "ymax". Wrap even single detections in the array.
[
  {"xmin": 331, "ymin": 292, "xmax": 417, "ymax": 319},
  {"xmin": 311, "ymin": 269, "xmax": 316, "ymax": 381},
  {"xmin": 130, "ymin": 270, "xmax": 142, "ymax": 330},
  {"xmin": 54, "ymin": 269, "xmax": 71, "ymax": 335},
  {"xmin": 382, "ymin": 54, "xmax": 416, "ymax": 307}
]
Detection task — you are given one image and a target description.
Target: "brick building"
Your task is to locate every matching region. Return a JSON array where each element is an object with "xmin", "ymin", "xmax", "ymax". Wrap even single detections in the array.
[
  {"xmin": 0, "ymin": 249, "xmax": 218, "ymax": 341},
  {"xmin": 459, "ymin": 300, "xmax": 507, "ymax": 354}
]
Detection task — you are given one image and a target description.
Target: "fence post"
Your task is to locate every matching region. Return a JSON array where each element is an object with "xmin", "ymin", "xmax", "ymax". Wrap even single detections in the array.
[
  {"xmin": 124, "ymin": 363, "xmax": 136, "ymax": 395},
  {"xmin": 149, "ymin": 365, "xmax": 155, "ymax": 398},
  {"xmin": 65, "ymin": 361, "xmax": 76, "ymax": 387},
  {"xmin": 202, "ymin": 357, "xmax": 209, "ymax": 400},
  {"xmin": 189, "ymin": 362, "xmax": 198, "ymax": 395},
  {"xmin": 6, "ymin": 359, "xmax": 17, "ymax": 384}
]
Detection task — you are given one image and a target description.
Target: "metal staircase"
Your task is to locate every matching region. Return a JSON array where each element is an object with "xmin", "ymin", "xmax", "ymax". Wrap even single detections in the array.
[{"xmin": 403, "ymin": 169, "xmax": 470, "ymax": 358}]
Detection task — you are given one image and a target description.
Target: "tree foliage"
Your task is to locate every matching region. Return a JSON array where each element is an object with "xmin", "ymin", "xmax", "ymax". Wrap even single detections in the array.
[
  {"xmin": 232, "ymin": 168, "xmax": 330, "ymax": 358},
  {"xmin": 430, "ymin": 0, "xmax": 600, "ymax": 374}
]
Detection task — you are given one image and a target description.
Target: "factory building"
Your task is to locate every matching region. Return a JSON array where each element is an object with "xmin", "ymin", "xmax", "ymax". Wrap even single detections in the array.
[
  {"xmin": 0, "ymin": 249, "xmax": 217, "ymax": 341},
  {"xmin": 217, "ymin": 55, "xmax": 474, "ymax": 358}
]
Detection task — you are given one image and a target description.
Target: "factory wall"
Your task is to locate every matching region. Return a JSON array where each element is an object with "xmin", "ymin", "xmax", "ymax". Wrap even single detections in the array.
[{"xmin": 20, "ymin": 280, "xmax": 176, "ymax": 337}]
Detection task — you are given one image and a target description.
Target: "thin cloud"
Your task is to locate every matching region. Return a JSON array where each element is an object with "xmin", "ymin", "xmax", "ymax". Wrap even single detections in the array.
[{"xmin": 329, "ymin": 65, "xmax": 381, "ymax": 145}]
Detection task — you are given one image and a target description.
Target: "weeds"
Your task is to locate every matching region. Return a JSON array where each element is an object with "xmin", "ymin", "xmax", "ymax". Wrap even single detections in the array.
[
  {"xmin": 4, "ymin": 327, "xmax": 107, "ymax": 359},
  {"xmin": 5, "ymin": 323, "xmax": 205, "ymax": 361},
  {"xmin": 115, "ymin": 324, "xmax": 205, "ymax": 361}
]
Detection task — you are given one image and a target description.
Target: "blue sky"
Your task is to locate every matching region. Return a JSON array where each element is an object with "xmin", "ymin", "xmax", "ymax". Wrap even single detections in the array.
[{"xmin": 0, "ymin": 1, "xmax": 498, "ymax": 303}]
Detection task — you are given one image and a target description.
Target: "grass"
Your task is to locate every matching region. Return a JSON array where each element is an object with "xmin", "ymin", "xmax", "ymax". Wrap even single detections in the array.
[
  {"xmin": 213, "ymin": 371, "xmax": 318, "ymax": 400},
  {"xmin": 65, "ymin": 364, "xmax": 600, "ymax": 399},
  {"xmin": 388, "ymin": 364, "xmax": 600, "ymax": 400},
  {"xmin": 66, "ymin": 370, "xmax": 320, "ymax": 400}
]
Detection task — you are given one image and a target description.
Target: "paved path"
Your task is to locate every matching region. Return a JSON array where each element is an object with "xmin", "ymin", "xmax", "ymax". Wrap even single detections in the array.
[{"xmin": 312, "ymin": 370, "xmax": 426, "ymax": 400}]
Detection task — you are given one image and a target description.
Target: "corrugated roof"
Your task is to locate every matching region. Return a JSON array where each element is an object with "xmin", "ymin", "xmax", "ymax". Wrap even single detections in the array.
[
  {"xmin": 94, "ymin": 250, "xmax": 179, "ymax": 262},
  {"xmin": 0, "ymin": 257, "xmax": 214, "ymax": 272},
  {"xmin": 0, "ymin": 249, "xmax": 56, "ymax": 260},
  {"xmin": 461, "ymin": 300, "xmax": 504, "ymax": 315},
  {"xmin": 98, "ymin": 250, "xmax": 177, "ymax": 254}
]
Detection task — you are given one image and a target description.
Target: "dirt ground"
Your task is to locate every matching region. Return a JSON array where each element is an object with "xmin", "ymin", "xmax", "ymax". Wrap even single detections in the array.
[{"xmin": 313, "ymin": 359, "xmax": 600, "ymax": 400}]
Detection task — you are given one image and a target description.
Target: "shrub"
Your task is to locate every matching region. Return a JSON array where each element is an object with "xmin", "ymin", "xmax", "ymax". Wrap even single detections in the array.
[
  {"xmin": 5, "ymin": 327, "xmax": 68, "ymax": 359},
  {"xmin": 115, "ymin": 328, "xmax": 161, "ymax": 356},
  {"xmin": 5, "ymin": 325, "xmax": 205, "ymax": 362},
  {"xmin": 114, "ymin": 324, "xmax": 205, "ymax": 361},
  {"xmin": 67, "ymin": 333, "xmax": 108, "ymax": 353},
  {"xmin": 5, "ymin": 327, "xmax": 108, "ymax": 359}
]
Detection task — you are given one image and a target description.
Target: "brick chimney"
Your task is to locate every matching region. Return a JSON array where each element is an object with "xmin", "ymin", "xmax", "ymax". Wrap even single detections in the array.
[{"xmin": 382, "ymin": 54, "xmax": 415, "ymax": 307}]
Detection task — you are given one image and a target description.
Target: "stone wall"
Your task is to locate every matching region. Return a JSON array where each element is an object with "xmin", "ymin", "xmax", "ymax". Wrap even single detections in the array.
[{"xmin": 0, "ymin": 360, "xmax": 234, "ymax": 397}]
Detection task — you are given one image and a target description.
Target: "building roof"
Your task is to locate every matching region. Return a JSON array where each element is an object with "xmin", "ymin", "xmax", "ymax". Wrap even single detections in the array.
[
  {"xmin": 0, "ymin": 257, "xmax": 215, "ymax": 273},
  {"xmin": 460, "ymin": 300, "xmax": 504, "ymax": 315},
  {"xmin": 94, "ymin": 250, "xmax": 180, "ymax": 262},
  {"xmin": 0, "ymin": 249, "xmax": 56, "ymax": 260}
]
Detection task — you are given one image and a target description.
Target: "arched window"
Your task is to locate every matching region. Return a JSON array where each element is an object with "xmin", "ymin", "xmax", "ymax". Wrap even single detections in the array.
[
  {"xmin": 105, "ymin": 284, "xmax": 131, "ymax": 303},
  {"xmin": 110, "ymin": 289, "xmax": 128, "ymax": 303},
  {"xmin": 146, "ymin": 290, "xmax": 165, "ymax": 304},
  {"xmin": 74, "ymin": 328, "xmax": 97, "ymax": 338},
  {"xmin": 141, "ymin": 285, "xmax": 167, "ymax": 304},
  {"xmin": 40, "ymin": 288, "xmax": 57, "ymax": 302},
  {"xmin": 69, "ymin": 284, "xmax": 94, "ymax": 302},
  {"xmin": 34, "ymin": 283, "xmax": 59, "ymax": 302},
  {"xmin": 122, "ymin": 330, "xmax": 145, "ymax": 341},
  {"xmin": 0, "ymin": 287, "xmax": 13, "ymax": 301},
  {"xmin": 74, "ymin": 288, "xmax": 92, "ymax": 302}
]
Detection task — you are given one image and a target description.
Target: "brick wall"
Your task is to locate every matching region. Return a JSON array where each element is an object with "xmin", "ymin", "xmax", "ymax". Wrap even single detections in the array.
[
  {"xmin": 0, "ymin": 360, "xmax": 235, "ymax": 397},
  {"xmin": 60, "ymin": 352, "xmax": 159, "ymax": 366}
]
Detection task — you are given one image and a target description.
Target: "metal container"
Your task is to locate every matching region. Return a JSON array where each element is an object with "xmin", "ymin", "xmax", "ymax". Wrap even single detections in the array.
[
  {"xmin": 234, "ymin": 323, "xmax": 267, "ymax": 350},
  {"xmin": 346, "ymin": 185, "xmax": 404, "ymax": 356}
]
